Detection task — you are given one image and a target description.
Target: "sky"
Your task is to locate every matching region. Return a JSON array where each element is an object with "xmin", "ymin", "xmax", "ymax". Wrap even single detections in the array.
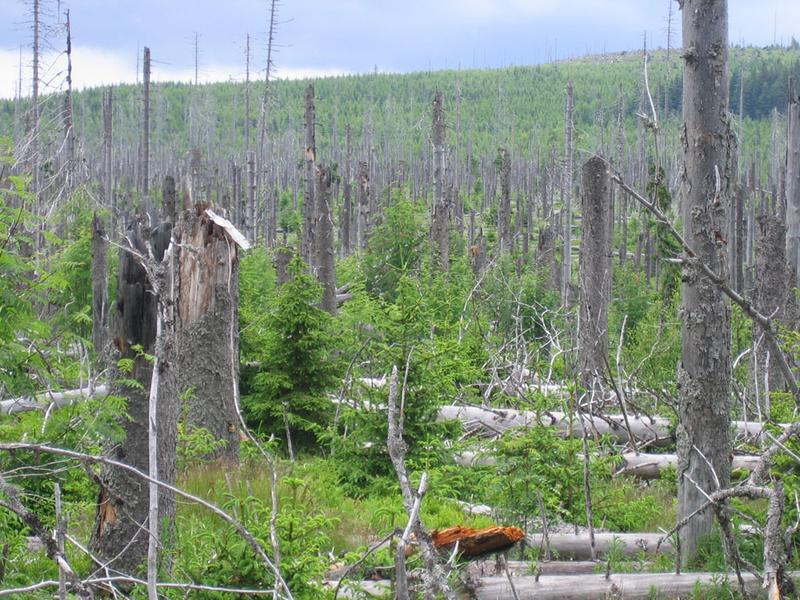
[{"xmin": 0, "ymin": 0, "xmax": 798, "ymax": 100}]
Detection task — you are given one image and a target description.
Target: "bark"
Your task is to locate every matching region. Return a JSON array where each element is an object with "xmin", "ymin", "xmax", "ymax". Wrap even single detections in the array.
[
  {"xmin": 177, "ymin": 205, "xmax": 244, "ymax": 463},
  {"xmin": 357, "ymin": 161, "xmax": 370, "ymax": 249},
  {"xmin": 103, "ymin": 88, "xmax": 114, "ymax": 232},
  {"xmin": 90, "ymin": 218, "xmax": 177, "ymax": 575},
  {"xmin": 677, "ymin": 0, "xmax": 734, "ymax": 565},
  {"xmin": 498, "ymin": 148, "xmax": 512, "ymax": 254},
  {"xmin": 91, "ymin": 214, "xmax": 108, "ymax": 361},
  {"xmin": 577, "ymin": 157, "xmax": 612, "ymax": 394},
  {"xmin": 561, "ymin": 81, "xmax": 575, "ymax": 305},
  {"xmin": 274, "ymin": 245, "xmax": 294, "ymax": 287},
  {"xmin": 431, "ymin": 91, "xmax": 449, "ymax": 269},
  {"xmin": 787, "ymin": 77, "xmax": 800, "ymax": 280},
  {"xmin": 753, "ymin": 214, "xmax": 789, "ymax": 408},
  {"xmin": 141, "ymin": 47, "xmax": 151, "ymax": 200},
  {"xmin": 315, "ymin": 166, "xmax": 337, "ymax": 315},
  {"xmin": 302, "ymin": 84, "xmax": 316, "ymax": 266},
  {"xmin": 342, "ymin": 124, "xmax": 352, "ymax": 256}
]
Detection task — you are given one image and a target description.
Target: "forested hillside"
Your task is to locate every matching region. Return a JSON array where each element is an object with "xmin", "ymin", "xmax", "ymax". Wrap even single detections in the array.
[{"xmin": 2, "ymin": 4, "xmax": 800, "ymax": 598}]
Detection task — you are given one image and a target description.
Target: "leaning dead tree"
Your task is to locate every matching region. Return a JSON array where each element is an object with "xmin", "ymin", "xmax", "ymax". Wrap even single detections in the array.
[
  {"xmin": 176, "ymin": 185, "xmax": 251, "ymax": 462},
  {"xmin": 90, "ymin": 208, "xmax": 177, "ymax": 575},
  {"xmin": 577, "ymin": 156, "xmax": 611, "ymax": 395},
  {"xmin": 676, "ymin": 0, "xmax": 735, "ymax": 565}
]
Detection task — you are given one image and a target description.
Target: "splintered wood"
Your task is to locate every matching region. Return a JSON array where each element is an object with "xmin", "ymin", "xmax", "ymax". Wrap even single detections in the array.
[{"xmin": 432, "ymin": 525, "xmax": 524, "ymax": 558}]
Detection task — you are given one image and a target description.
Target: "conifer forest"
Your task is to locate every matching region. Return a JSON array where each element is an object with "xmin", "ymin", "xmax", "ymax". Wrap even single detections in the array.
[{"xmin": 4, "ymin": 0, "xmax": 800, "ymax": 597}]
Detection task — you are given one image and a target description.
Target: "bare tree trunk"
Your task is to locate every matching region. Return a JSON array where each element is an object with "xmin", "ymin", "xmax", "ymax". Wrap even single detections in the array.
[
  {"xmin": 677, "ymin": 0, "xmax": 734, "ymax": 565},
  {"xmin": 141, "ymin": 47, "xmax": 151, "ymax": 202},
  {"xmin": 358, "ymin": 161, "xmax": 370, "ymax": 249},
  {"xmin": 103, "ymin": 88, "xmax": 115, "ymax": 232},
  {"xmin": 498, "ymin": 148, "xmax": 512, "ymax": 254},
  {"xmin": 302, "ymin": 84, "xmax": 316, "ymax": 267},
  {"xmin": 786, "ymin": 77, "xmax": 800, "ymax": 280},
  {"xmin": 342, "ymin": 124, "xmax": 352, "ymax": 256},
  {"xmin": 91, "ymin": 214, "xmax": 108, "ymax": 361},
  {"xmin": 431, "ymin": 91, "xmax": 449, "ymax": 269},
  {"xmin": 754, "ymin": 214, "xmax": 788, "ymax": 406},
  {"xmin": 562, "ymin": 81, "xmax": 575, "ymax": 305},
  {"xmin": 316, "ymin": 166, "xmax": 337, "ymax": 315},
  {"xmin": 91, "ymin": 218, "xmax": 177, "ymax": 575},
  {"xmin": 177, "ymin": 198, "xmax": 243, "ymax": 463},
  {"xmin": 246, "ymin": 150, "xmax": 255, "ymax": 241},
  {"xmin": 578, "ymin": 157, "xmax": 612, "ymax": 394},
  {"xmin": 63, "ymin": 10, "xmax": 75, "ymax": 179}
]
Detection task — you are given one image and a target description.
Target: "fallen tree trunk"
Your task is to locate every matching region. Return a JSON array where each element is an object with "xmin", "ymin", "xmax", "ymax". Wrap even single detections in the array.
[
  {"xmin": 0, "ymin": 385, "xmax": 108, "ymax": 415},
  {"xmin": 618, "ymin": 452, "xmax": 759, "ymax": 479},
  {"xmin": 525, "ymin": 533, "xmax": 671, "ymax": 560},
  {"xmin": 440, "ymin": 405, "xmax": 777, "ymax": 446},
  {"xmin": 468, "ymin": 560, "xmax": 601, "ymax": 577},
  {"xmin": 470, "ymin": 571, "xmax": 785, "ymax": 600},
  {"xmin": 432, "ymin": 525, "xmax": 524, "ymax": 558}
]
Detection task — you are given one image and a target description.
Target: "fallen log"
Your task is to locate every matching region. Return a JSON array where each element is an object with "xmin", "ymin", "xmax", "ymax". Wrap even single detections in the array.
[
  {"xmin": 618, "ymin": 452, "xmax": 759, "ymax": 479},
  {"xmin": 468, "ymin": 559, "xmax": 601, "ymax": 577},
  {"xmin": 432, "ymin": 525, "xmax": 524, "ymax": 558},
  {"xmin": 525, "ymin": 533, "xmax": 671, "ymax": 560},
  {"xmin": 440, "ymin": 405, "xmax": 780, "ymax": 446},
  {"xmin": 0, "ymin": 385, "xmax": 108, "ymax": 415},
  {"xmin": 471, "ymin": 571, "xmax": 785, "ymax": 600}
]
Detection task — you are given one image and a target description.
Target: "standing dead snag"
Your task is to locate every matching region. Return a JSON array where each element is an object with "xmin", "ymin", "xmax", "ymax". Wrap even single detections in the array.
[
  {"xmin": 90, "ymin": 215, "xmax": 177, "ymax": 576},
  {"xmin": 677, "ymin": 0, "xmax": 735, "ymax": 565},
  {"xmin": 577, "ymin": 156, "xmax": 612, "ymax": 395},
  {"xmin": 315, "ymin": 166, "xmax": 337, "ymax": 315},
  {"xmin": 786, "ymin": 77, "xmax": 800, "ymax": 281},
  {"xmin": 177, "ymin": 204, "xmax": 250, "ymax": 463},
  {"xmin": 430, "ymin": 91, "xmax": 450, "ymax": 269},
  {"xmin": 302, "ymin": 84, "xmax": 316, "ymax": 267},
  {"xmin": 498, "ymin": 148, "xmax": 512, "ymax": 255},
  {"xmin": 91, "ymin": 214, "xmax": 108, "ymax": 364}
]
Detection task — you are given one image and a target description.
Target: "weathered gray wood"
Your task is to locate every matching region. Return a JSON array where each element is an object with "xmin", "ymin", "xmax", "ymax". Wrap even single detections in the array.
[
  {"xmin": 316, "ymin": 166, "xmax": 337, "ymax": 315},
  {"xmin": 472, "ymin": 571, "xmax": 774, "ymax": 600},
  {"xmin": 786, "ymin": 77, "xmax": 800, "ymax": 280},
  {"xmin": 578, "ymin": 157, "xmax": 612, "ymax": 393},
  {"xmin": 431, "ymin": 91, "xmax": 449, "ymax": 269},
  {"xmin": 498, "ymin": 148, "xmax": 512, "ymax": 254},
  {"xmin": 302, "ymin": 84, "xmax": 316, "ymax": 265},
  {"xmin": 618, "ymin": 452, "xmax": 758, "ymax": 480},
  {"xmin": 91, "ymin": 214, "xmax": 108, "ymax": 361},
  {"xmin": 561, "ymin": 81, "xmax": 575, "ymax": 305},
  {"xmin": 678, "ymin": 0, "xmax": 734, "ymax": 564},
  {"xmin": 525, "ymin": 533, "xmax": 672, "ymax": 560}
]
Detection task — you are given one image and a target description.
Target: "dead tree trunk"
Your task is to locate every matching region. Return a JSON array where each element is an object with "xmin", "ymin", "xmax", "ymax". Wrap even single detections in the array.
[
  {"xmin": 91, "ymin": 214, "xmax": 108, "ymax": 361},
  {"xmin": 141, "ymin": 47, "xmax": 151, "ymax": 202},
  {"xmin": 786, "ymin": 77, "xmax": 800, "ymax": 281},
  {"xmin": 177, "ymin": 201, "xmax": 247, "ymax": 463},
  {"xmin": 753, "ymin": 214, "xmax": 789, "ymax": 408},
  {"xmin": 342, "ymin": 124, "xmax": 352, "ymax": 256},
  {"xmin": 561, "ymin": 81, "xmax": 575, "ymax": 305},
  {"xmin": 430, "ymin": 91, "xmax": 449, "ymax": 269},
  {"xmin": 63, "ymin": 10, "xmax": 75, "ymax": 178},
  {"xmin": 498, "ymin": 148, "xmax": 512, "ymax": 255},
  {"xmin": 103, "ymin": 88, "xmax": 114, "ymax": 232},
  {"xmin": 358, "ymin": 161, "xmax": 370, "ymax": 249},
  {"xmin": 302, "ymin": 84, "xmax": 316, "ymax": 266},
  {"xmin": 677, "ymin": 0, "xmax": 734, "ymax": 565},
  {"xmin": 577, "ymin": 157, "xmax": 612, "ymax": 394},
  {"xmin": 91, "ymin": 217, "xmax": 177, "ymax": 575},
  {"xmin": 316, "ymin": 166, "xmax": 337, "ymax": 315}
]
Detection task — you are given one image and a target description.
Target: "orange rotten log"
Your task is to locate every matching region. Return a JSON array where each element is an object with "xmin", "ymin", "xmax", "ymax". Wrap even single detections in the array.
[{"xmin": 432, "ymin": 525, "xmax": 524, "ymax": 558}]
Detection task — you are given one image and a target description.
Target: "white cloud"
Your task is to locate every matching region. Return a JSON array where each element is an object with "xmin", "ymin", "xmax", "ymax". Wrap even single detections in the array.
[{"xmin": 0, "ymin": 45, "xmax": 350, "ymax": 100}]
